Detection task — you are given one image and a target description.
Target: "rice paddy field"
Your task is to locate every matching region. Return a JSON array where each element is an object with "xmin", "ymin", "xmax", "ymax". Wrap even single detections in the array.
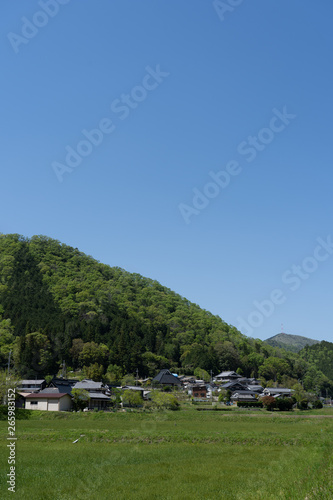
[{"xmin": 1, "ymin": 407, "xmax": 332, "ymax": 499}]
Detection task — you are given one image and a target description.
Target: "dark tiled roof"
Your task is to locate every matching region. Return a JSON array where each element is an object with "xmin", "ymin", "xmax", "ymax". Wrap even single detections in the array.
[
  {"xmin": 39, "ymin": 388, "xmax": 60, "ymax": 394},
  {"xmin": 221, "ymin": 382, "xmax": 245, "ymax": 389},
  {"xmin": 153, "ymin": 369, "xmax": 181, "ymax": 385}
]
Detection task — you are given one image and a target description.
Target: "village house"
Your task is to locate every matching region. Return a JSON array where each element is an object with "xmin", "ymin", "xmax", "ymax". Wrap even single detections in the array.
[
  {"xmin": 214, "ymin": 371, "xmax": 242, "ymax": 383},
  {"xmin": 72, "ymin": 379, "xmax": 111, "ymax": 410},
  {"xmin": 221, "ymin": 381, "xmax": 246, "ymax": 392},
  {"xmin": 231, "ymin": 390, "xmax": 257, "ymax": 403},
  {"xmin": 152, "ymin": 369, "xmax": 182, "ymax": 387},
  {"xmin": 17, "ymin": 379, "xmax": 46, "ymax": 393},
  {"xmin": 48, "ymin": 377, "xmax": 77, "ymax": 394},
  {"xmin": 188, "ymin": 384, "xmax": 208, "ymax": 400},
  {"xmin": 246, "ymin": 384, "xmax": 263, "ymax": 395},
  {"xmin": 262, "ymin": 387, "xmax": 294, "ymax": 398},
  {"xmin": 25, "ymin": 389, "xmax": 72, "ymax": 411}
]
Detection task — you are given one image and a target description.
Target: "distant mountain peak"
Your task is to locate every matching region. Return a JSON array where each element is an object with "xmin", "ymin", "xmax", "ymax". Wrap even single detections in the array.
[{"xmin": 264, "ymin": 333, "xmax": 320, "ymax": 353}]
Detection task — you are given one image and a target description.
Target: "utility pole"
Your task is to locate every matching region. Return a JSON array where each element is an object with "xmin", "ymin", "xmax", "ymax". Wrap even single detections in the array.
[
  {"xmin": 136, "ymin": 368, "xmax": 139, "ymax": 386},
  {"xmin": 7, "ymin": 350, "xmax": 12, "ymax": 378}
]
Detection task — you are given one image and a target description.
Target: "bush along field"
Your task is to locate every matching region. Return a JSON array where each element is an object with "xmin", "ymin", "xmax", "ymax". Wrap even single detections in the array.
[{"xmin": 0, "ymin": 407, "xmax": 332, "ymax": 500}]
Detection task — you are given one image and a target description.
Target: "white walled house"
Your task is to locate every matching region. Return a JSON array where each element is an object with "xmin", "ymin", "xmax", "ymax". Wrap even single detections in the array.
[{"xmin": 25, "ymin": 392, "xmax": 72, "ymax": 411}]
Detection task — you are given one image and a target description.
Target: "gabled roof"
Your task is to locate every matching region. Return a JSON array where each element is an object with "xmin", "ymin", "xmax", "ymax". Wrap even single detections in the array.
[
  {"xmin": 18, "ymin": 380, "xmax": 45, "ymax": 385},
  {"xmin": 264, "ymin": 387, "xmax": 293, "ymax": 393},
  {"xmin": 231, "ymin": 393, "xmax": 257, "ymax": 400},
  {"xmin": 215, "ymin": 371, "xmax": 241, "ymax": 378},
  {"xmin": 49, "ymin": 378, "xmax": 78, "ymax": 387},
  {"xmin": 25, "ymin": 393, "xmax": 70, "ymax": 399},
  {"xmin": 73, "ymin": 379, "xmax": 105, "ymax": 390},
  {"xmin": 152, "ymin": 369, "xmax": 181, "ymax": 385},
  {"xmin": 122, "ymin": 386, "xmax": 145, "ymax": 391},
  {"xmin": 231, "ymin": 390, "xmax": 256, "ymax": 395},
  {"xmin": 88, "ymin": 392, "xmax": 110, "ymax": 400},
  {"xmin": 221, "ymin": 381, "xmax": 245, "ymax": 389},
  {"xmin": 39, "ymin": 388, "xmax": 61, "ymax": 394},
  {"xmin": 247, "ymin": 385, "xmax": 263, "ymax": 391}
]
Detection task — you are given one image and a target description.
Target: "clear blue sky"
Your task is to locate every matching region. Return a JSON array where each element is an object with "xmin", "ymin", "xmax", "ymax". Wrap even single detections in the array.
[{"xmin": 2, "ymin": 1, "xmax": 333, "ymax": 342}]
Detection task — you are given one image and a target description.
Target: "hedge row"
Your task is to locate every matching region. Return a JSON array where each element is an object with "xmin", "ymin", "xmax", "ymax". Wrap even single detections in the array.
[{"xmin": 237, "ymin": 401, "xmax": 263, "ymax": 408}]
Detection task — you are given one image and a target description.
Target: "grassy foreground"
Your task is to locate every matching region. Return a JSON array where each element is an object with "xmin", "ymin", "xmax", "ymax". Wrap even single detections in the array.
[{"xmin": 1, "ymin": 408, "xmax": 332, "ymax": 499}]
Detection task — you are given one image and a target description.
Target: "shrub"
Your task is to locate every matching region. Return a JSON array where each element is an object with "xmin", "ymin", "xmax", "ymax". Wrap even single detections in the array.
[
  {"xmin": 150, "ymin": 391, "xmax": 180, "ymax": 411},
  {"xmin": 122, "ymin": 390, "xmax": 143, "ymax": 407},
  {"xmin": 261, "ymin": 396, "xmax": 276, "ymax": 411},
  {"xmin": 312, "ymin": 400, "xmax": 323, "ymax": 409},
  {"xmin": 218, "ymin": 393, "xmax": 225, "ymax": 403},
  {"xmin": 297, "ymin": 398, "xmax": 309, "ymax": 410},
  {"xmin": 275, "ymin": 398, "xmax": 293, "ymax": 411}
]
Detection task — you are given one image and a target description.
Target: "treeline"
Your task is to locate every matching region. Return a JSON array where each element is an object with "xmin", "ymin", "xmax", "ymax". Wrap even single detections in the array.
[{"xmin": 0, "ymin": 233, "xmax": 332, "ymax": 395}]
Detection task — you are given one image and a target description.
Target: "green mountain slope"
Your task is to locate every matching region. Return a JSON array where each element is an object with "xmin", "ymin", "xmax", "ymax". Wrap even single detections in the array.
[
  {"xmin": 264, "ymin": 333, "xmax": 320, "ymax": 353},
  {"xmin": 0, "ymin": 233, "xmax": 332, "ymax": 396}
]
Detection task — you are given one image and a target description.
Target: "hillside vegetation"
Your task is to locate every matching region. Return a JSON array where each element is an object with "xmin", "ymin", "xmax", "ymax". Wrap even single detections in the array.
[
  {"xmin": 299, "ymin": 341, "xmax": 333, "ymax": 381},
  {"xmin": 264, "ymin": 333, "xmax": 320, "ymax": 353},
  {"xmin": 0, "ymin": 233, "xmax": 332, "ymax": 396}
]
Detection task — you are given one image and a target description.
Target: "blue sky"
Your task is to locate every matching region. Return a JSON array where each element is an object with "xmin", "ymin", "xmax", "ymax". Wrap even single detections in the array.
[{"xmin": 2, "ymin": 1, "xmax": 333, "ymax": 342}]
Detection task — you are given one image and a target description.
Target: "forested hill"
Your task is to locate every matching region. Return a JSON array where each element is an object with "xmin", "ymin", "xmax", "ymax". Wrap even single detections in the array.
[
  {"xmin": 264, "ymin": 333, "xmax": 320, "ymax": 353},
  {"xmin": 0, "ymin": 233, "xmax": 332, "ymax": 396}
]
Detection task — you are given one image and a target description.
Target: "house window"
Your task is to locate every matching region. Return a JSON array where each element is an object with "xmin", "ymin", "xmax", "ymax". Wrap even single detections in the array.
[{"xmin": 30, "ymin": 401, "xmax": 38, "ymax": 405}]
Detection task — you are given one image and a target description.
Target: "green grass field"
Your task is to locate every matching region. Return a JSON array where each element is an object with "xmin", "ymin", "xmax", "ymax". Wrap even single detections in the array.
[{"xmin": 1, "ymin": 408, "xmax": 332, "ymax": 499}]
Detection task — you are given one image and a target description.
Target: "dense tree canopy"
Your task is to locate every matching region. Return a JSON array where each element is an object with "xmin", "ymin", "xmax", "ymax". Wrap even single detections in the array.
[{"xmin": 0, "ymin": 233, "xmax": 332, "ymax": 396}]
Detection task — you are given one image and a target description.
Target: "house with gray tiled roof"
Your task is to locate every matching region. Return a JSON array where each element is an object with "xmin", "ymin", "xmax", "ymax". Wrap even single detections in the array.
[
  {"xmin": 17, "ymin": 379, "xmax": 46, "ymax": 393},
  {"xmin": 214, "ymin": 371, "xmax": 242, "ymax": 383},
  {"xmin": 72, "ymin": 379, "xmax": 110, "ymax": 410},
  {"xmin": 221, "ymin": 381, "xmax": 246, "ymax": 392},
  {"xmin": 72, "ymin": 379, "xmax": 107, "ymax": 392},
  {"xmin": 231, "ymin": 391, "xmax": 257, "ymax": 403},
  {"xmin": 262, "ymin": 387, "xmax": 294, "ymax": 398},
  {"xmin": 152, "ymin": 369, "xmax": 181, "ymax": 386}
]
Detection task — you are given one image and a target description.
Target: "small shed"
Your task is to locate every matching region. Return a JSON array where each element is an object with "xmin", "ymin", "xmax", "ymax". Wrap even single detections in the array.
[{"xmin": 25, "ymin": 392, "xmax": 72, "ymax": 411}]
